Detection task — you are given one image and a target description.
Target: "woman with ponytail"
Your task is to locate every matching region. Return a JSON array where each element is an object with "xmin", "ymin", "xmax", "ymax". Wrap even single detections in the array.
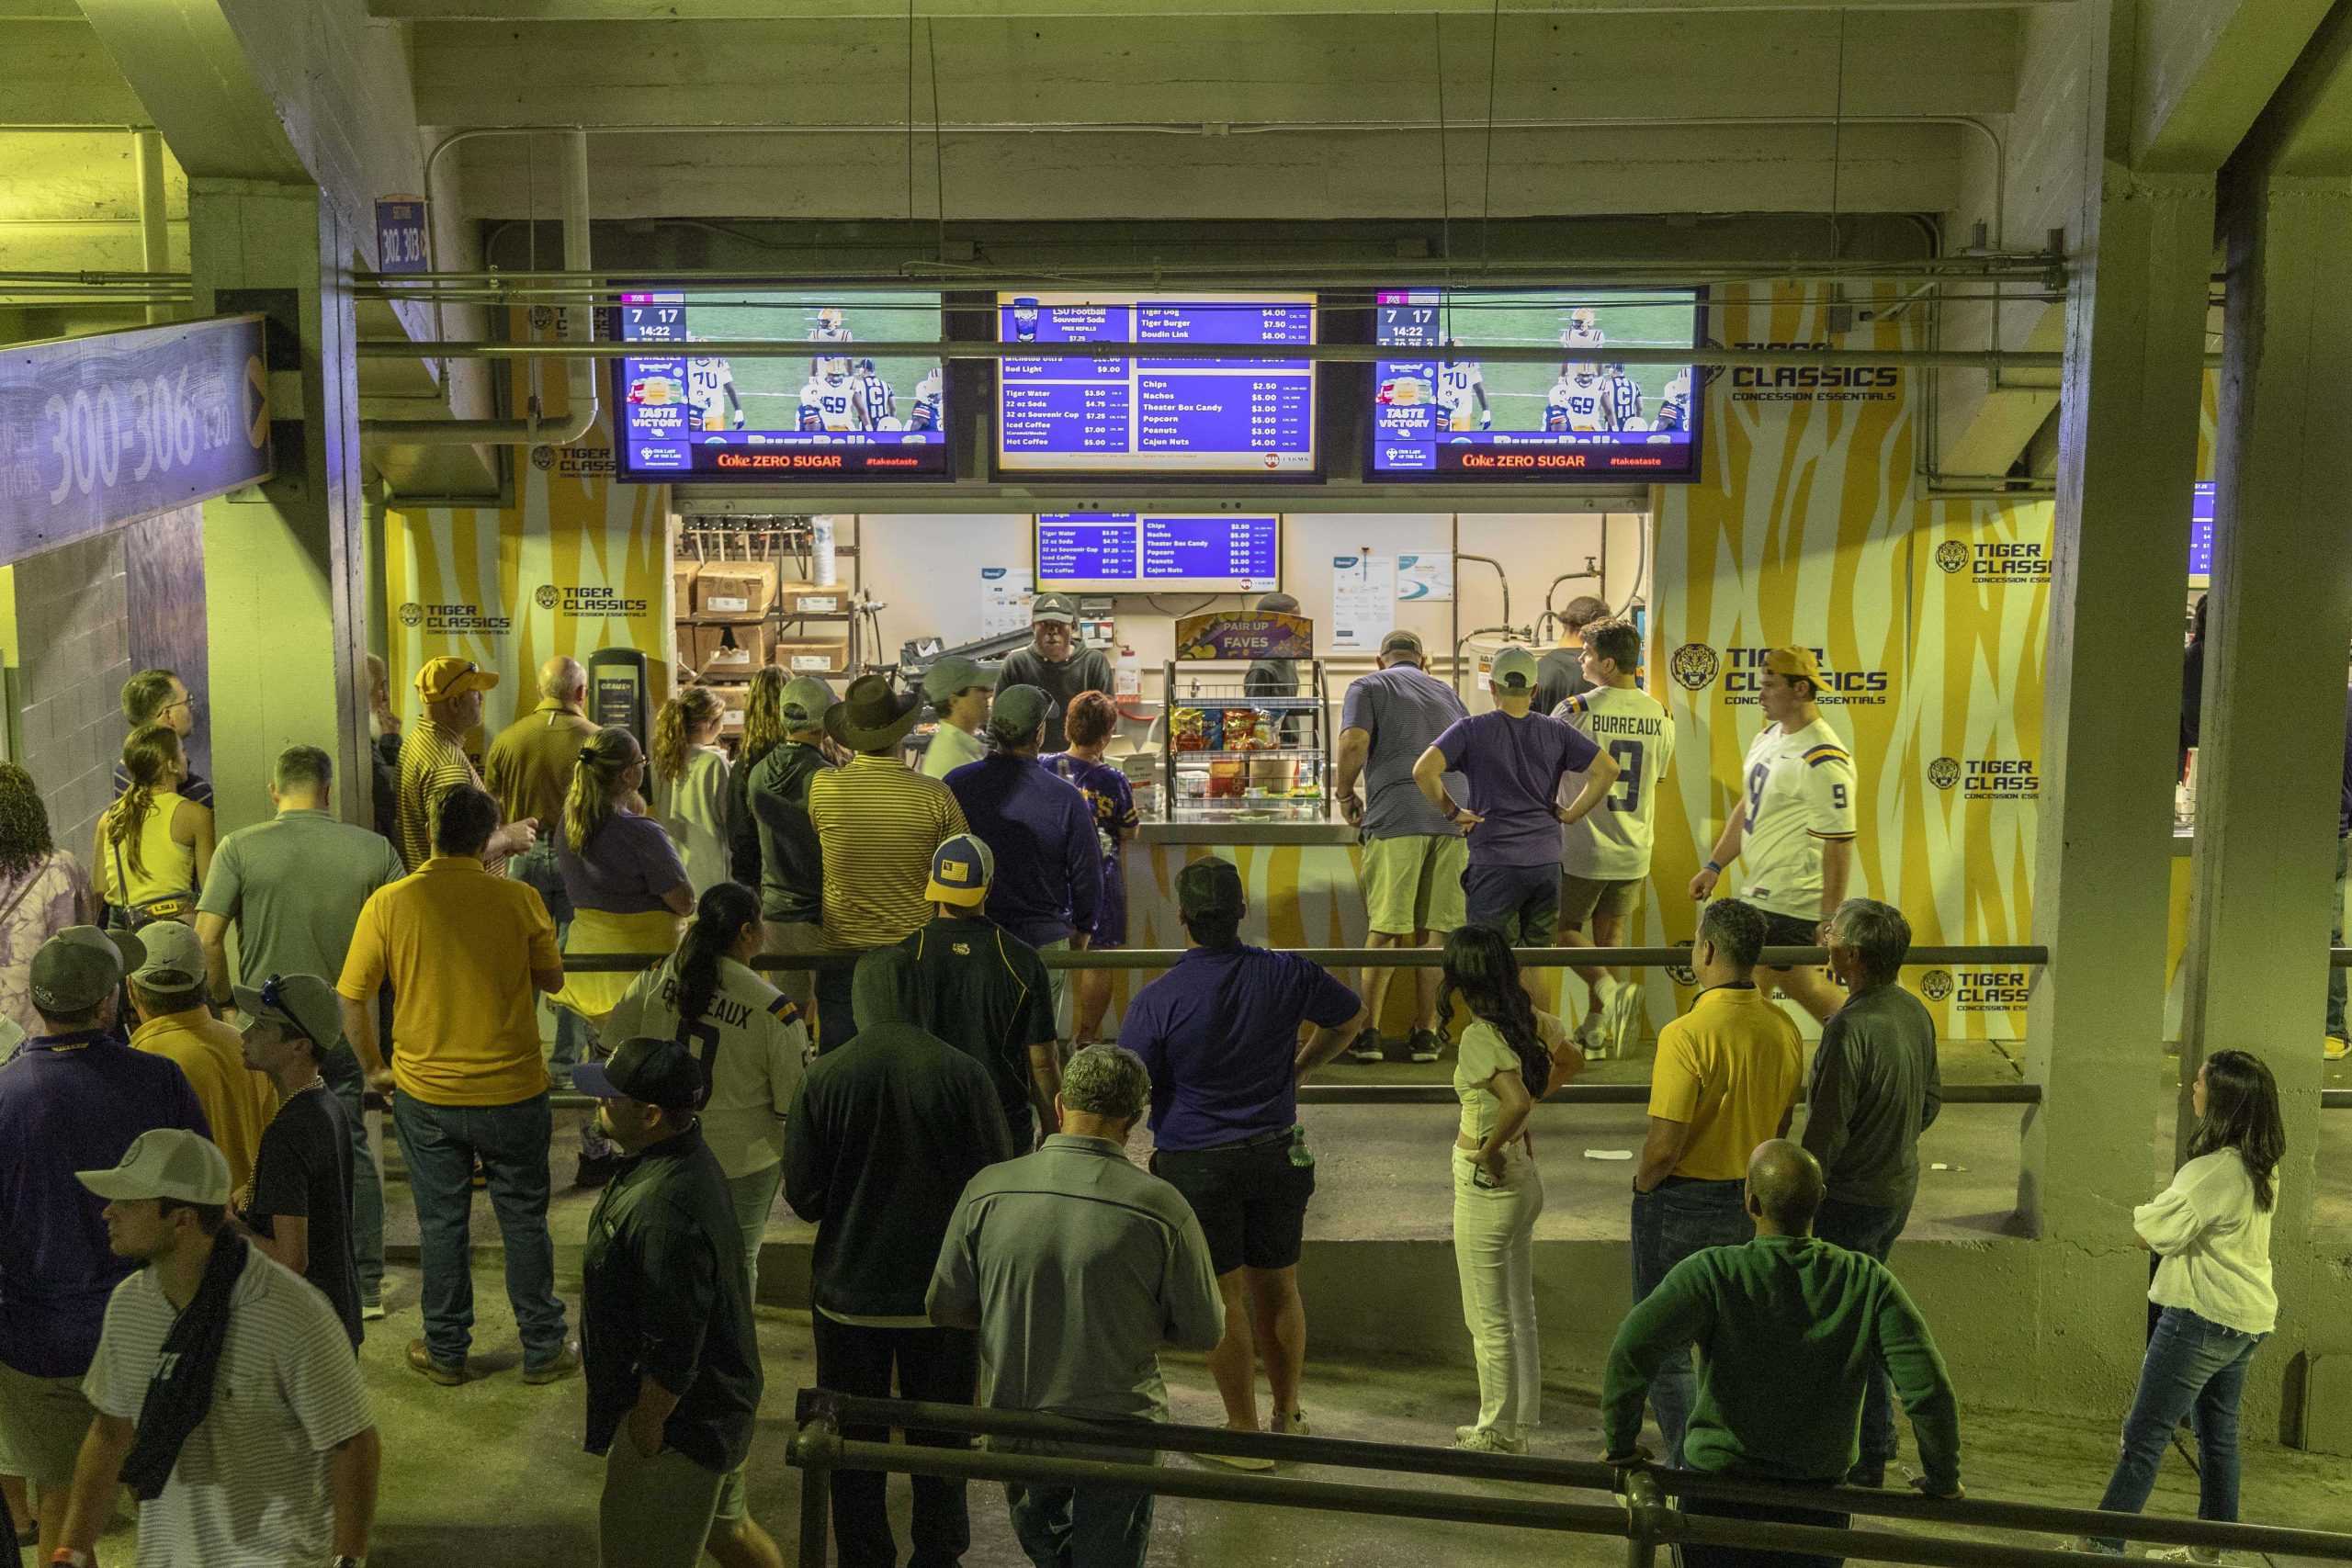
[
  {"xmin": 550, "ymin": 726, "xmax": 695, "ymax": 1187},
  {"xmin": 725, "ymin": 665, "xmax": 789, "ymax": 885},
  {"xmin": 95, "ymin": 725, "xmax": 212, "ymax": 928},
  {"xmin": 651, "ymin": 685, "xmax": 732, "ymax": 898},
  {"xmin": 1441, "ymin": 923, "xmax": 1580, "ymax": 1455},
  {"xmin": 2086, "ymin": 1048, "xmax": 2284, "ymax": 1556},
  {"xmin": 604, "ymin": 880, "xmax": 808, "ymax": 1292}
]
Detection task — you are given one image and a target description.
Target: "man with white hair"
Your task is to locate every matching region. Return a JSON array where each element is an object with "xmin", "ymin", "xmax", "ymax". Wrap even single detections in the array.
[{"xmin": 930, "ymin": 1044, "xmax": 1225, "ymax": 1568}]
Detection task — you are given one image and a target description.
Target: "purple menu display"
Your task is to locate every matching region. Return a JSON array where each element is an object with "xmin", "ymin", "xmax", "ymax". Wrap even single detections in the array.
[
  {"xmin": 1035, "ymin": 513, "xmax": 1281, "ymax": 592},
  {"xmin": 999, "ymin": 294, "xmax": 1317, "ymax": 473},
  {"xmin": 2189, "ymin": 481, "xmax": 2214, "ymax": 578}
]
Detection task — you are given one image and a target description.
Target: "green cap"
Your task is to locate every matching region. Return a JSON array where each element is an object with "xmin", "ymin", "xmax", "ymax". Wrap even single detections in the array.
[{"xmin": 987, "ymin": 683, "xmax": 1054, "ymax": 744}]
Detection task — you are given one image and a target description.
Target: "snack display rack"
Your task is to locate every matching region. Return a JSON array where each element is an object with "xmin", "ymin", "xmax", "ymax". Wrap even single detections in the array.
[{"xmin": 1159, "ymin": 662, "xmax": 1331, "ymax": 825}]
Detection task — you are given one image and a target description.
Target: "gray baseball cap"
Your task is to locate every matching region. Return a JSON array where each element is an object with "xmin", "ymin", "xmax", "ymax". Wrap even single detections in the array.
[
  {"xmin": 1489, "ymin": 645, "xmax": 1540, "ymax": 692},
  {"xmin": 922, "ymin": 654, "xmax": 1001, "ymax": 705},
  {"xmin": 233, "ymin": 974, "xmax": 344, "ymax": 1055},
  {"xmin": 779, "ymin": 675, "xmax": 836, "ymax": 729},
  {"xmin": 76, "ymin": 1127, "xmax": 231, "ymax": 1206},
  {"xmin": 127, "ymin": 920, "xmax": 206, "ymax": 993},
  {"xmin": 1032, "ymin": 593, "xmax": 1080, "ymax": 626},
  {"xmin": 987, "ymin": 683, "xmax": 1054, "ymax": 743},
  {"xmin": 31, "ymin": 926, "xmax": 144, "ymax": 1017}
]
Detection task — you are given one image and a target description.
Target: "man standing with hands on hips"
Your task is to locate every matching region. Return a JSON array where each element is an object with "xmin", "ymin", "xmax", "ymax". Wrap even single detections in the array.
[
  {"xmin": 1413, "ymin": 645, "xmax": 1617, "ymax": 986},
  {"xmin": 1687, "ymin": 646, "xmax": 1858, "ymax": 1024}
]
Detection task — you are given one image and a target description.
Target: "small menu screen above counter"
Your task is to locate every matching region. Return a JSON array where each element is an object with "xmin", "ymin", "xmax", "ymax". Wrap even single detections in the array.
[
  {"xmin": 997, "ymin": 293, "xmax": 1317, "ymax": 474},
  {"xmin": 1035, "ymin": 513, "xmax": 1282, "ymax": 592}
]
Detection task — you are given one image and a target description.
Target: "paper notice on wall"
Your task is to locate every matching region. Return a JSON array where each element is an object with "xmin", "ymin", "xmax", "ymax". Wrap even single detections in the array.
[
  {"xmin": 979, "ymin": 566, "xmax": 1034, "ymax": 638},
  {"xmin": 1330, "ymin": 555, "xmax": 1396, "ymax": 652},
  {"xmin": 1397, "ymin": 552, "xmax": 1454, "ymax": 603}
]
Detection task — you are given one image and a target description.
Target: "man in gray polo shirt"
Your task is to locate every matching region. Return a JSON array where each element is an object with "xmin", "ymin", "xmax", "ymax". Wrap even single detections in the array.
[
  {"xmin": 929, "ymin": 1044, "xmax": 1224, "ymax": 1568},
  {"xmin": 195, "ymin": 744, "xmax": 407, "ymax": 1318},
  {"xmin": 1335, "ymin": 629, "xmax": 1470, "ymax": 1062}
]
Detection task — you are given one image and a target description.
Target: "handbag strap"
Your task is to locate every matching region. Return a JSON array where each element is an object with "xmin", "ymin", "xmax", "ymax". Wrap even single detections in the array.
[{"xmin": 0, "ymin": 851, "xmax": 51, "ymax": 930}]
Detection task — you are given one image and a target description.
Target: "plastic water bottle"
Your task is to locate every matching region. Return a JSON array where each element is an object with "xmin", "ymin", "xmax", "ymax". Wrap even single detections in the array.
[{"xmin": 810, "ymin": 514, "xmax": 838, "ymax": 586}]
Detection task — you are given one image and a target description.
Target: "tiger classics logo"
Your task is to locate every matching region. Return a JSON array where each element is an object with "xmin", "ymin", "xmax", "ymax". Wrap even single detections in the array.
[
  {"xmin": 399, "ymin": 600, "xmax": 511, "ymax": 634},
  {"xmin": 1928, "ymin": 757, "xmax": 1962, "ymax": 791},
  {"xmin": 1920, "ymin": 970, "xmax": 1953, "ymax": 1002},
  {"xmin": 535, "ymin": 583, "xmax": 560, "ymax": 609},
  {"xmin": 1669, "ymin": 643, "xmax": 1720, "ymax": 692},
  {"xmin": 1666, "ymin": 942, "xmax": 1698, "ymax": 987},
  {"xmin": 1934, "ymin": 540, "xmax": 1972, "ymax": 575},
  {"xmin": 397, "ymin": 602, "xmax": 424, "ymax": 627}
]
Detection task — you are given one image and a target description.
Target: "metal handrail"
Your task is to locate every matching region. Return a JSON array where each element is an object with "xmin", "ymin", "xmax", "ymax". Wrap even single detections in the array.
[
  {"xmin": 542, "ymin": 1079, "xmax": 2040, "ymax": 1111},
  {"xmin": 550, "ymin": 943, "xmax": 2054, "ymax": 973},
  {"xmin": 785, "ymin": 1394, "xmax": 2352, "ymax": 1566}
]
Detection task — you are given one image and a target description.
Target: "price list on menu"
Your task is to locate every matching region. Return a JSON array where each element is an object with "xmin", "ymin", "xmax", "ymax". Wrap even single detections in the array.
[
  {"xmin": 1142, "ymin": 516, "xmax": 1278, "ymax": 580},
  {"xmin": 1001, "ymin": 297, "xmax": 1316, "ymax": 468},
  {"xmin": 1037, "ymin": 513, "xmax": 1281, "ymax": 587},
  {"xmin": 1036, "ymin": 514, "xmax": 1139, "ymax": 581}
]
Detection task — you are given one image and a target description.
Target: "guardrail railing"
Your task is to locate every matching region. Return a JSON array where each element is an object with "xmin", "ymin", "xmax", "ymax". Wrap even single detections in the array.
[{"xmin": 783, "ymin": 1393, "xmax": 2352, "ymax": 1568}]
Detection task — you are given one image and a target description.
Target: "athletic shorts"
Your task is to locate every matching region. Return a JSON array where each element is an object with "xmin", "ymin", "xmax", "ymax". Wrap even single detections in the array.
[
  {"xmin": 0, "ymin": 1359, "xmax": 97, "ymax": 1491},
  {"xmin": 1463, "ymin": 862, "xmax": 1559, "ymax": 948},
  {"xmin": 1558, "ymin": 872, "xmax": 1643, "ymax": 927},
  {"xmin": 1361, "ymin": 833, "xmax": 1468, "ymax": 936},
  {"xmin": 1092, "ymin": 863, "xmax": 1129, "ymax": 950},
  {"xmin": 1154, "ymin": 1137, "xmax": 1315, "ymax": 1275},
  {"xmin": 1756, "ymin": 908, "xmax": 1824, "ymax": 961}
]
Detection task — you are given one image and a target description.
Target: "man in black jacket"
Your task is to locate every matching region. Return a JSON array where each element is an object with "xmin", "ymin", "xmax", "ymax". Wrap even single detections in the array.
[
  {"xmin": 743, "ymin": 675, "xmax": 836, "ymax": 1011},
  {"xmin": 578, "ymin": 1037, "xmax": 783, "ymax": 1568},
  {"xmin": 785, "ymin": 949, "xmax": 1015, "ymax": 1568}
]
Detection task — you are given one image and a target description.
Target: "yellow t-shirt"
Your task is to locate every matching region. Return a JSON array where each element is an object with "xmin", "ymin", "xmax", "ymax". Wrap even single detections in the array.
[
  {"xmin": 337, "ymin": 857, "xmax": 560, "ymax": 1107},
  {"xmin": 129, "ymin": 1010, "xmax": 278, "ymax": 1192},
  {"xmin": 1647, "ymin": 983, "xmax": 1804, "ymax": 1181}
]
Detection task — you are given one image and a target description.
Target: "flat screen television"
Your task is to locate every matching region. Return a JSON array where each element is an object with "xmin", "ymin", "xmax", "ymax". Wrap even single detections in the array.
[
  {"xmin": 1365, "ymin": 287, "xmax": 1704, "ymax": 482},
  {"xmin": 1035, "ymin": 513, "xmax": 1282, "ymax": 593},
  {"xmin": 996, "ymin": 292, "xmax": 1317, "ymax": 474},
  {"xmin": 613, "ymin": 289, "xmax": 948, "ymax": 481}
]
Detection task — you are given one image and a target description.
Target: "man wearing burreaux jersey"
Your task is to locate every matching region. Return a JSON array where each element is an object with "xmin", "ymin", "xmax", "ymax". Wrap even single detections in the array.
[{"xmin": 1687, "ymin": 647, "xmax": 1856, "ymax": 1024}]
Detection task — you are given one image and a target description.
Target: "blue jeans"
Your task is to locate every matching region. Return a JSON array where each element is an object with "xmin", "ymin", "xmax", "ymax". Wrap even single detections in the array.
[
  {"xmin": 1009, "ymin": 1480, "xmax": 1154, "ymax": 1568},
  {"xmin": 2089, "ymin": 1306, "xmax": 2265, "ymax": 1552},
  {"xmin": 511, "ymin": 842, "xmax": 583, "ymax": 1077},
  {"xmin": 1813, "ymin": 1195, "xmax": 1912, "ymax": 1470},
  {"xmin": 392, "ymin": 1091, "xmax": 570, "ymax": 1368},
  {"xmin": 1630, "ymin": 1178, "xmax": 1751, "ymax": 1466},
  {"xmin": 2327, "ymin": 833, "xmax": 2346, "ymax": 1040},
  {"xmin": 322, "ymin": 1048, "xmax": 385, "ymax": 1303}
]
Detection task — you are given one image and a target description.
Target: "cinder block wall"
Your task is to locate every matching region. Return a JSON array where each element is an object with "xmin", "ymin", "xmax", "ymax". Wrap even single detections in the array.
[{"xmin": 14, "ymin": 531, "xmax": 133, "ymax": 853}]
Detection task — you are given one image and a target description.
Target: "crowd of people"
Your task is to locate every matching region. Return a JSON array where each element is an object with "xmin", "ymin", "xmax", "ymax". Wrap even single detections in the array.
[{"xmin": 0, "ymin": 623, "xmax": 2300, "ymax": 1568}]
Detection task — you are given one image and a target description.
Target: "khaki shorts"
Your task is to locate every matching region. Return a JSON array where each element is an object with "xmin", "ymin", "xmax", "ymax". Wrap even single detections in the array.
[
  {"xmin": 760, "ymin": 919, "xmax": 825, "ymax": 1010},
  {"xmin": 599, "ymin": 1438, "xmax": 741, "ymax": 1568},
  {"xmin": 1361, "ymin": 833, "xmax": 1468, "ymax": 936},
  {"xmin": 1558, "ymin": 872, "xmax": 1644, "ymax": 928},
  {"xmin": 0, "ymin": 1359, "xmax": 97, "ymax": 1491}
]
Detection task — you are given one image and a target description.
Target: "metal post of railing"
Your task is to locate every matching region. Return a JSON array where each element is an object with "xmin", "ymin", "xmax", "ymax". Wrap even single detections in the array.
[
  {"xmin": 1621, "ymin": 1468, "xmax": 1665, "ymax": 1568},
  {"xmin": 789, "ymin": 1408, "xmax": 837, "ymax": 1566}
]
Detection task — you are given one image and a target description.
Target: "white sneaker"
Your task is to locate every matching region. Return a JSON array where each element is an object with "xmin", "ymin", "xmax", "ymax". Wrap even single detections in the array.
[
  {"xmin": 2144, "ymin": 1549, "xmax": 2226, "ymax": 1564},
  {"xmin": 1452, "ymin": 1426, "xmax": 1528, "ymax": 1455},
  {"xmin": 1606, "ymin": 978, "xmax": 1645, "ymax": 1057},
  {"xmin": 1573, "ymin": 1010, "xmax": 1608, "ymax": 1060},
  {"xmin": 1272, "ymin": 1409, "xmax": 1310, "ymax": 1437}
]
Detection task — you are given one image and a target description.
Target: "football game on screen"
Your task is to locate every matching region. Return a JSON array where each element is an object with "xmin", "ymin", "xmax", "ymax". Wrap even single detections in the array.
[{"xmin": 615, "ymin": 288, "xmax": 948, "ymax": 480}]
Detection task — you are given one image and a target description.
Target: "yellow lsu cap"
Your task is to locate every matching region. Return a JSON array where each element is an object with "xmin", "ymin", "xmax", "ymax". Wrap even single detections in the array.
[
  {"xmin": 415, "ymin": 656, "xmax": 501, "ymax": 704},
  {"xmin": 1762, "ymin": 647, "xmax": 1826, "ymax": 685}
]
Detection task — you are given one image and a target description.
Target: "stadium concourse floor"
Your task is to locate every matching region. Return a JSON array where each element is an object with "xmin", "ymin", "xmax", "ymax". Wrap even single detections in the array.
[{"xmin": 378, "ymin": 1035, "xmax": 2352, "ymax": 1262}]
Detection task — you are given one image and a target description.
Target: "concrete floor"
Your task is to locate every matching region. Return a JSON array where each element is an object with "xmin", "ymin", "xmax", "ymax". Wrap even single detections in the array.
[{"xmin": 83, "ymin": 1264, "xmax": 2352, "ymax": 1566}]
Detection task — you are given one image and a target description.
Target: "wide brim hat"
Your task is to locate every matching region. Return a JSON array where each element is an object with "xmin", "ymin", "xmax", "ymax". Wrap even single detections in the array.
[{"xmin": 824, "ymin": 674, "xmax": 922, "ymax": 750}]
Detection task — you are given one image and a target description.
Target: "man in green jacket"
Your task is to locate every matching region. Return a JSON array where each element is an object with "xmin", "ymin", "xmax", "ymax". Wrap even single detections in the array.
[{"xmin": 1601, "ymin": 1141, "xmax": 1963, "ymax": 1567}]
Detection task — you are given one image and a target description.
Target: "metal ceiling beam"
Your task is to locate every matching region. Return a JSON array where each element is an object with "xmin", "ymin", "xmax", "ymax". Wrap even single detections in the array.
[{"xmin": 375, "ymin": 0, "xmax": 2066, "ymax": 14}]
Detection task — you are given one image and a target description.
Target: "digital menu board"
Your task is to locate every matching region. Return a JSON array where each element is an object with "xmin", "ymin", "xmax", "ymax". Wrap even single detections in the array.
[
  {"xmin": 614, "ymin": 289, "xmax": 947, "ymax": 482},
  {"xmin": 1035, "ymin": 513, "xmax": 1282, "ymax": 592},
  {"xmin": 2190, "ymin": 480, "xmax": 2215, "ymax": 580},
  {"xmin": 1367, "ymin": 288, "xmax": 1704, "ymax": 482},
  {"xmin": 997, "ymin": 293, "xmax": 1317, "ymax": 473}
]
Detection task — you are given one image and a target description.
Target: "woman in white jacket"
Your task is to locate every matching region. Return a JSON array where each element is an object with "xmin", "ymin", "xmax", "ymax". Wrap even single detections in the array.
[{"xmin": 2086, "ymin": 1048, "xmax": 2283, "ymax": 1559}]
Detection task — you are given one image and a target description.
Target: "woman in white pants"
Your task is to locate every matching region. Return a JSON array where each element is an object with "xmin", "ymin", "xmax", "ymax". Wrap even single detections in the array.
[{"xmin": 1443, "ymin": 924, "xmax": 1581, "ymax": 1453}]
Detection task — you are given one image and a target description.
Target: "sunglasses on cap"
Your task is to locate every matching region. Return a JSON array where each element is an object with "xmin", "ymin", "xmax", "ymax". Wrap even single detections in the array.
[{"xmin": 259, "ymin": 974, "xmax": 319, "ymax": 1054}]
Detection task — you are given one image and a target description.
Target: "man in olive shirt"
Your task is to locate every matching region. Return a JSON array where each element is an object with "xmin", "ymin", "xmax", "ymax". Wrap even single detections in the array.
[
  {"xmin": 577, "ymin": 1036, "xmax": 782, "ymax": 1568},
  {"xmin": 1603, "ymin": 1142, "xmax": 1962, "ymax": 1567},
  {"xmin": 1801, "ymin": 897, "xmax": 1942, "ymax": 1487},
  {"xmin": 486, "ymin": 657, "xmax": 600, "ymax": 1082}
]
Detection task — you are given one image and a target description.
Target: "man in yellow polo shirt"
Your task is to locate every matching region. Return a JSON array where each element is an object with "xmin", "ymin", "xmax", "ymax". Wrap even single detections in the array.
[
  {"xmin": 1627, "ymin": 897, "xmax": 1802, "ymax": 1466},
  {"xmin": 336, "ymin": 784, "xmax": 575, "ymax": 1390}
]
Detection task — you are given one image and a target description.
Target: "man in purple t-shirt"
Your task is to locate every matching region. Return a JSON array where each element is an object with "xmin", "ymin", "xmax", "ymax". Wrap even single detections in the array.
[{"xmin": 1413, "ymin": 645, "xmax": 1619, "ymax": 953}]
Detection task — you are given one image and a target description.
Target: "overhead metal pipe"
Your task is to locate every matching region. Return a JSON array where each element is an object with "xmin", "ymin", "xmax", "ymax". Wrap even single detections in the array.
[
  {"xmin": 131, "ymin": 129, "xmax": 170, "ymax": 325},
  {"xmin": 356, "ymin": 336, "xmax": 2071, "ymax": 372},
  {"xmin": 365, "ymin": 130, "xmax": 600, "ymax": 446}
]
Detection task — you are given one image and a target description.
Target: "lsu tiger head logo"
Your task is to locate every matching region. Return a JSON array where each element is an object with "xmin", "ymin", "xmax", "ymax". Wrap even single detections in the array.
[
  {"xmin": 1666, "ymin": 942, "xmax": 1699, "ymax": 987},
  {"xmin": 1668, "ymin": 643, "xmax": 1720, "ymax": 693},
  {"xmin": 530, "ymin": 445, "xmax": 556, "ymax": 471},
  {"xmin": 1920, "ymin": 970, "xmax": 1953, "ymax": 1002},
  {"xmin": 534, "ymin": 584, "xmax": 560, "ymax": 610},
  {"xmin": 1934, "ymin": 540, "xmax": 1971, "ymax": 575},
  {"xmin": 397, "ymin": 602, "xmax": 424, "ymax": 628},
  {"xmin": 1928, "ymin": 757, "xmax": 1962, "ymax": 791}
]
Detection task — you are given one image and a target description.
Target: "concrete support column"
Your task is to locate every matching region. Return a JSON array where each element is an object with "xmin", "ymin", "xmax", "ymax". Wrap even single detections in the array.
[
  {"xmin": 2178, "ymin": 51, "xmax": 2352, "ymax": 1431},
  {"xmin": 2018, "ymin": 6, "xmax": 2217, "ymax": 1395},
  {"xmin": 188, "ymin": 179, "xmax": 371, "ymax": 834}
]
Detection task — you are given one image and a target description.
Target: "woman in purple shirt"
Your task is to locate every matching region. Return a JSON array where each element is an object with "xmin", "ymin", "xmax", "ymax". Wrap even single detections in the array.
[
  {"xmin": 551, "ymin": 727, "xmax": 693, "ymax": 1184},
  {"xmin": 1043, "ymin": 692, "xmax": 1139, "ymax": 1044}
]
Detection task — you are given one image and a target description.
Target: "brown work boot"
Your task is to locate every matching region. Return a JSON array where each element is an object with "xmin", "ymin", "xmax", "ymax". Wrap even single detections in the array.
[
  {"xmin": 522, "ymin": 1340, "xmax": 582, "ymax": 1385},
  {"xmin": 407, "ymin": 1338, "xmax": 467, "ymax": 1386}
]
